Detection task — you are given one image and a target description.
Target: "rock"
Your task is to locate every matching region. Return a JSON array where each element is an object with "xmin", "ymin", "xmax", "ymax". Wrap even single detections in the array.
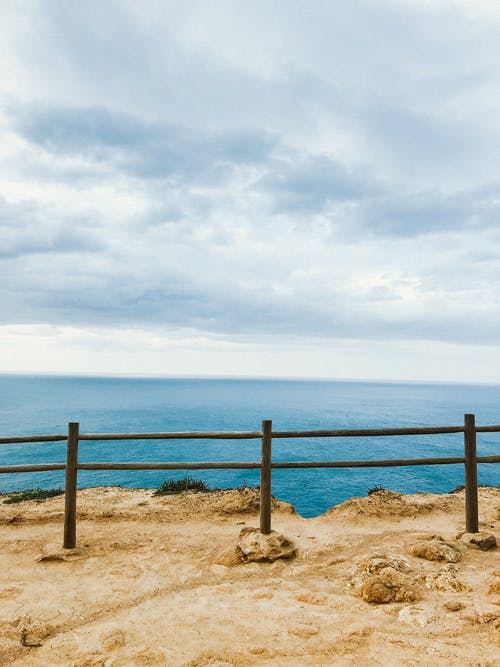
[
  {"xmin": 352, "ymin": 554, "xmax": 422, "ymax": 604},
  {"xmin": 410, "ymin": 536, "xmax": 461, "ymax": 563},
  {"xmin": 459, "ymin": 532, "xmax": 497, "ymax": 551},
  {"xmin": 444, "ymin": 600, "xmax": 466, "ymax": 612},
  {"xmin": 355, "ymin": 554, "xmax": 413, "ymax": 576},
  {"xmin": 236, "ymin": 528, "xmax": 296, "ymax": 563},
  {"xmin": 426, "ymin": 564, "xmax": 467, "ymax": 592},
  {"xmin": 35, "ymin": 553, "xmax": 67, "ymax": 563},
  {"xmin": 213, "ymin": 546, "xmax": 243, "ymax": 567},
  {"xmin": 360, "ymin": 571, "xmax": 420, "ymax": 604},
  {"xmin": 18, "ymin": 615, "xmax": 53, "ymax": 647},
  {"xmin": 398, "ymin": 604, "xmax": 435, "ymax": 626}
]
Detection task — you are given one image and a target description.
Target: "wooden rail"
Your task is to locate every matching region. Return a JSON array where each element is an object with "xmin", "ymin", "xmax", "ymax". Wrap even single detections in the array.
[
  {"xmin": 0, "ymin": 414, "xmax": 498, "ymax": 548},
  {"xmin": 272, "ymin": 426, "xmax": 466, "ymax": 437}
]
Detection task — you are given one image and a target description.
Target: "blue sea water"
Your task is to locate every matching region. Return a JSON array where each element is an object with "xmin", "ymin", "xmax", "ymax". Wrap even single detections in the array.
[{"xmin": 0, "ymin": 374, "xmax": 498, "ymax": 517}]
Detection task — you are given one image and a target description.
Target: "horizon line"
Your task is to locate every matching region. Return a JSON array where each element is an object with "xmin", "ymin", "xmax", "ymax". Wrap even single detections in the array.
[{"xmin": 1, "ymin": 370, "xmax": 500, "ymax": 388}]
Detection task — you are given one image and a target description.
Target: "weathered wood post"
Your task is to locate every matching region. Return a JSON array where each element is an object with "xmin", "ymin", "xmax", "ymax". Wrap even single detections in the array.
[
  {"xmin": 260, "ymin": 419, "xmax": 272, "ymax": 535},
  {"xmin": 464, "ymin": 413, "xmax": 479, "ymax": 533},
  {"xmin": 63, "ymin": 422, "xmax": 79, "ymax": 549}
]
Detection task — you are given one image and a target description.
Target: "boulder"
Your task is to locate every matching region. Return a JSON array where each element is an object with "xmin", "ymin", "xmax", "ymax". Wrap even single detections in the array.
[
  {"xmin": 459, "ymin": 532, "xmax": 497, "ymax": 551},
  {"xmin": 410, "ymin": 536, "xmax": 462, "ymax": 563},
  {"xmin": 361, "ymin": 570, "xmax": 419, "ymax": 604},
  {"xmin": 236, "ymin": 528, "xmax": 296, "ymax": 563},
  {"xmin": 352, "ymin": 554, "xmax": 422, "ymax": 604}
]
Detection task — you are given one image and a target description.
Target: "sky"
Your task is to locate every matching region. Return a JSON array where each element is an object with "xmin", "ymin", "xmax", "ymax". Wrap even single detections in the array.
[{"xmin": 1, "ymin": 0, "xmax": 500, "ymax": 382}]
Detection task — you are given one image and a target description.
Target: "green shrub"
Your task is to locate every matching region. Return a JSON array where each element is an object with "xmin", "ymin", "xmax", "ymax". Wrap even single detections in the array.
[
  {"xmin": 3, "ymin": 487, "xmax": 64, "ymax": 504},
  {"xmin": 153, "ymin": 476, "xmax": 212, "ymax": 496},
  {"xmin": 367, "ymin": 485, "xmax": 387, "ymax": 495}
]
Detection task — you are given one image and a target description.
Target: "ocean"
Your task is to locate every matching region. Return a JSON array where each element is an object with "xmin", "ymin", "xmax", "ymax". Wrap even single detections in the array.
[{"xmin": 0, "ymin": 374, "xmax": 498, "ymax": 517}]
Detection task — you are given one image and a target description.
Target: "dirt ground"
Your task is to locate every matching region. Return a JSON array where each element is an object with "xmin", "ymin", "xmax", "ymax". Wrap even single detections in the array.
[{"xmin": 0, "ymin": 486, "xmax": 499, "ymax": 666}]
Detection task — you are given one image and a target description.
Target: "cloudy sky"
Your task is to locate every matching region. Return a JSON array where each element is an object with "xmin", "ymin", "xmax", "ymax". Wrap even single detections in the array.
[{"xmin": 1, "ymin": 0, "xmax": 500, "ymax": 382}]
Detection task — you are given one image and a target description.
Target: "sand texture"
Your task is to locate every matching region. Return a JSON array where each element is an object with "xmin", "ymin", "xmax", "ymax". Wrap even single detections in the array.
[{"xmin": 0, "ymin": 486, "xmax": 499, "ymax": 666}]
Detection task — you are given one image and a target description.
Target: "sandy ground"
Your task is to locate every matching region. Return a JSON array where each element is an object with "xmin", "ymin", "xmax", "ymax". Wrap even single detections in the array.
[{"xmin": 0, "ymin": 486, "xmax": 499, "ymax": 667}]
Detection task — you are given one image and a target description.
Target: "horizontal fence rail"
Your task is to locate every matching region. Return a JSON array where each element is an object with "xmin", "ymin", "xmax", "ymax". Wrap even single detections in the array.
[
  {"xmin": 0, "ymin": 434, "xmax": 68, "ymax": 444},
  {"xmin": 0, "ymin": 463, "xmax": 67, "ymax": 473},
  {"xmin": 0, "ymin": 414, "xmax": 499, "ymax": 548},
  {"xmin": 77, "ymin": 462, "xmax": 263, "ymax": 470},
  {"xmin": 272, "ymin": 426, "xmax": 467, "ymax": 437},
  {"xmin": 79, "ymin": 431, "xmax": 264, "ymax": 440},
  {"xmin": 2, "ymin": 456, "xmax": 499, "ymax": 475},
  {"xmin": 1, "ymin": 425, "xmax": 477, "ymax": 444}
]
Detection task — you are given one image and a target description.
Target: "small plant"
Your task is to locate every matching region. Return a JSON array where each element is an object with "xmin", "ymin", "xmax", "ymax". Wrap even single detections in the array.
[
  {"xmin": 3, "ymin": 487, "xmax": 64, "ymax": 504},
  {"xmin": 367, "ymin": 485, "xmax": 386, "ymax": 495},
  {"xmin": 153, "ymin": 476, "xmax": 212, "ymax": 496}
]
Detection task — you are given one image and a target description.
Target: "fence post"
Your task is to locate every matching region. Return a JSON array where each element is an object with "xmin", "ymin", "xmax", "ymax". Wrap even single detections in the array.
[
  {"xmin": 464, "ymin": 413, "xmax": 478, "ymax": 533},
  {"xmin": 260, "ymin": 420, "xmax": 272, "ymax": 535},
  {"xmin": 63, "ymin": 422, "xmax": 79, "ymax": 549}
]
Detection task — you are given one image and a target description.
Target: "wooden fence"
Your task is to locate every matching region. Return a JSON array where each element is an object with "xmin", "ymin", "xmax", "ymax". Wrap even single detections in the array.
[{"xmin": 1, "ymin": 414, "xmax": 499, "ymax": 549}]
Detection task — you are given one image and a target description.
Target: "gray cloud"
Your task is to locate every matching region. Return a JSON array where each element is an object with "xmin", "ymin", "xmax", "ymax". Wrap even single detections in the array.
[
  {"xmin": 353, "ymin": 186, "xmax": 500, "ymax": 238},
  {"xmin": 11, "ymin": 101, "xmax": 500, "ymax": 239},
  {"xmin": 0, "ymin": 197, "xmax": 105, "ymax": 258},
  {"xmin": 257, "ymin": 153, "xmax": 379, "ymax": 214},
  {"xmin": 10, "ymin": 104, "xmax": 277, "ymax": 184},
  {"xmin": 3, "ymin": 253, "xmax": 500, "ymax": 345}
]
